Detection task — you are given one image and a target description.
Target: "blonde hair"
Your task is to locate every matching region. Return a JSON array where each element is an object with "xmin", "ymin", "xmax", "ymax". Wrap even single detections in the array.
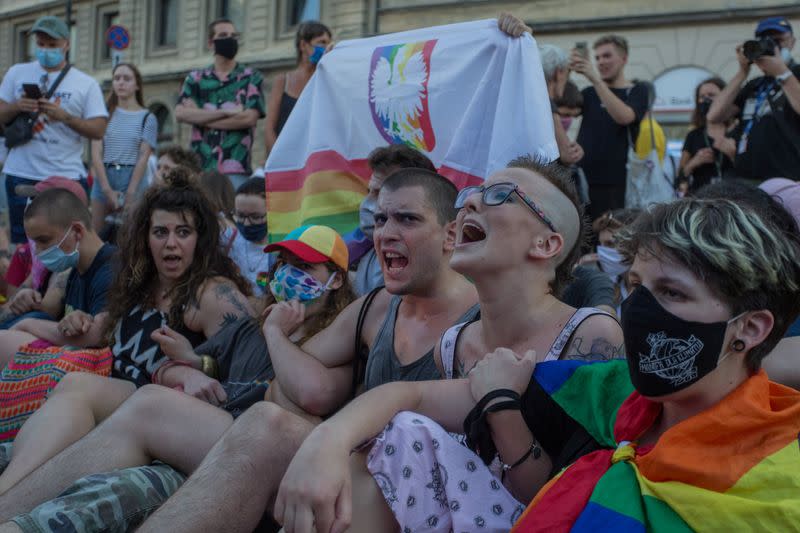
[{"xmin": 618, "ymin": 198, "xmax": 800, "ymax": 371}]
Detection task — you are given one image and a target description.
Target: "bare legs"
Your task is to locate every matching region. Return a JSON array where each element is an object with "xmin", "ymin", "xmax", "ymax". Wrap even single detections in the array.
[
  {"xmin": 0, "ymin": 330, "xmax": 36, "ymax": 370},
  {"xmin": 0, "ymin": 373, "xmax": 135, "ymax": 493},
  {"xmin": 139, "ymin": 402, "xmax": 314, "ymax": 533},
  {"xmin": 0, "ymin": 384, "xmax": 234, "ymax": 521}
]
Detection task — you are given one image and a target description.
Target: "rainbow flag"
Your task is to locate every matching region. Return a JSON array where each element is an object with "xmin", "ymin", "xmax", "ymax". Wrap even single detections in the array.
[
  {"xmin": 265, "ymin": 19, "xmax": 558, "ymax": 243},
  {"xmin": 513, "ymin": 360, "xmax": 800, "ymax": 532}
]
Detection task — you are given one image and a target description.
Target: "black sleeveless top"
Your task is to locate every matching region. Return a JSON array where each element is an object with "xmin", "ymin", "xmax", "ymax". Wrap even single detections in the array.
[
  {"xmin": 275, "ymin": 73, "xmax": 300, "ymax": 137},
  {"xmin": 111, "ymin": 305, "xmax": 206, "ymax": 388}
]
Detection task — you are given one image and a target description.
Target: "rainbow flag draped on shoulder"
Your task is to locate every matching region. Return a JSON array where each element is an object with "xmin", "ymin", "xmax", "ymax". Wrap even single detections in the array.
[
  {"xmin": 265, "ymin": 19, "xmax": 558, "ymax": 243},
  {"xmin": 514, "ymin": 360, "xmax": 800, "ymax": 532}
]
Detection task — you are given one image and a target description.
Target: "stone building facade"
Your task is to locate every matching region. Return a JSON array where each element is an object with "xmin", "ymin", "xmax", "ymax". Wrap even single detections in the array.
[{"xmin": 1, "ymin": 0, "xmax": 798, "ymax": 165}]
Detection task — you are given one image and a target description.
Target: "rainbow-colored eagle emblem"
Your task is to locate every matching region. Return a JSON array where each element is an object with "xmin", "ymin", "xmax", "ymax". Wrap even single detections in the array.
[{"xmin": 368, "ymin": 40, "xmax": 437, "ymax": 152}]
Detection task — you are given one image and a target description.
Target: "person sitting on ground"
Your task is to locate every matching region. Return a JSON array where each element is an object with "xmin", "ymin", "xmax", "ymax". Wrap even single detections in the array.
[
  {"xmin": 0, "ymin": 169, "xmax": 253, "ymax": 495},
  {"xmin": 0, "ymin": 167, "xmax": 482, "ymax": 528},
  {"xmin": 0, "ymin": 188, "xmax": 117, "ymax": 368},
  {"xmin": 277, "ymin": 195, "xmax": 800, "ymax": 533},
  {"xmin": 228, "ymin": 177, "xmax": 274, "ymax": 304},
  {"xmin": 152, "ymin": 146, "xmax": 201, "ymax": 187},
  {"xmin": 351, "ymin": 145, "xmax": 436, "ymax": 296},
  {"xmin": 196, "ymin": 169, "xmax": 238, "ymax": 253},
  {"xmin": 579, "ymin": 208, "xmax": 640, "ymax": 314},
  {"xmin": 0, "ymin": 226, "xmax": 354, "ymax": 529},
  {"xmin": 0, "ymin": 178, "xmax": 89, "ymax": 328}
]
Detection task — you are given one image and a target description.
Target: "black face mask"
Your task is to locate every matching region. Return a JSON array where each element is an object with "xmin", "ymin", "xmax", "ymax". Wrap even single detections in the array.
[
  {"xmin": 697, "ymin": 98, "xmax": 712, "ymax": 118},
  {"xmin": 214, "ymin": 37, "xmax": 238, "ymax": 59},
  {"xmin": 620, "ymin": 286, "xmax": 741, "ymax": 397}
]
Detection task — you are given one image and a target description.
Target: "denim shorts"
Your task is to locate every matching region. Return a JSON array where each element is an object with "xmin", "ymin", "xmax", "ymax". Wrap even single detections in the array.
[{"xmin": 91, "ymin": 165, "xmax": 135, "ymax": 204}]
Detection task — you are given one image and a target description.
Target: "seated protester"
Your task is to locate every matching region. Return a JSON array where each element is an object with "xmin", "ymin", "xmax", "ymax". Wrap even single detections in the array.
[
  {"xmin": 197, "ymin": 170, "xmax": 237, "ymax": 253},
  {"xmin": 276, "ymin": 196, "xmax": 800, "ymax": 532},
  {"xmin": 0, "ymin": 168, "xmax": 481, "ymax": 528},
  {"xmin": 152, "ymin": 146, "xmax": 201, "ymax": 187},
  {"xmin": 580, "ymin": 208, "xmax": 640, "ymax": 314},
  {"xmin": 351, "ymin": 145, "xmax": 436, "ymax": 296},
  {"xmin": 0, "ymin": 169, "xmax": 253, "ymax": 494},
  {"xmin": 560, "ymin": 265, "xmax": 616, "ymax": 316},
  {"xmin": 750, "ymin": 178, "xmax": 800, "ymax": 389},
  {"xmin": 0, "ymin": 177, "xmax": 89, "ymax": 326},
  {"xmin": 228, "ymin": 178, "xmax": 274, "ymax": 304},
  {"xmin": 152, "ymin": 225, "xmax": 354, "ymax": 415},
  {"xmin": 0, "ymin": 188, "xmax": 116, "ymax": 368}
]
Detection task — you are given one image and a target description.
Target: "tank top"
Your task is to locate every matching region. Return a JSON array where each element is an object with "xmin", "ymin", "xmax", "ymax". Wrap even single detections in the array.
[
  {"xmin": 363, "ymin": 296, "xmax": 480, "ymax": 391},
  {"xmin": 111, "ymin": 305, "xmax": 206, "ymax": 388},
  {"xmin": 275, "ymin": 74, "xmax": 298, "ymax": 137},
  {"xmin": 440, "ymin": 307, "xmax": 614, "ymax": 379}
]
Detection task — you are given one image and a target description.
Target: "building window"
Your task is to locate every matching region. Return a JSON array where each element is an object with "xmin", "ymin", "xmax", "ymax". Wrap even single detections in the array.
[
  {"xmin": 96, "ymin": 6, "xmax": 121, "ymax": 66},
  {"xmin": 283, "ymin": 0, "xmax": 321, "ymax": 32},
  {"xmin": 208, "ymin": 0, "xmax": 245, "ymax": 32},
  {"xmin": 152, "ymin": 0, "xmax": 178, "ymax": 49},
  {"xmin": 149, "ymin": 103, "xmax": 174, "ymax": 143},
  {"xmin": 15, "ymin": 23, "xmax": 36, "ymax": 63}
]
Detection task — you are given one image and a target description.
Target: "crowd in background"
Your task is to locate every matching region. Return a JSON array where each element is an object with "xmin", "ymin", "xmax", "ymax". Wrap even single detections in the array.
[{"xmin": 0, "ymin": 11, "xmax": 797, "ymax": 533}]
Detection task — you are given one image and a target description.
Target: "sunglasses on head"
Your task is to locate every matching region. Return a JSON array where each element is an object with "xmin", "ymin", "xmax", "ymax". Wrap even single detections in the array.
[{"xmin": 454, "ymin": 182, "xmax": 557, "ymax": 233}]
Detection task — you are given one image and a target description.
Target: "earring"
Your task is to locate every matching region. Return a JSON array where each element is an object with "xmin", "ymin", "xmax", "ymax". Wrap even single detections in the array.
[{"xmin": 731, "ymin": 339, "xmax": 746, "ymax": 352}]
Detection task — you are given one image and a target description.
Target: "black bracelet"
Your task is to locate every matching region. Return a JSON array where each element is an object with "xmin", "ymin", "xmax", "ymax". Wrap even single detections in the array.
[
  {"xmin": 500, "ymin": 440, "xmax": 542, "ymax": 473},
  {"xmin": 474, "ymin": 389, "xmax": 520, "ymax": 415}
]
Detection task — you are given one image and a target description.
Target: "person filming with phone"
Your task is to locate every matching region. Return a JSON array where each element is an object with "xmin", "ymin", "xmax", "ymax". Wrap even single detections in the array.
[
  {"xmin": 0, "ymin": 16, "xmax": 108, "ymax": 245},
  {"xmin": 570, "ymin": 35, "xmax": 649, "ymax": 218},
  {"xmin": 707, "ymin": 16, "xmax": 800, "ymax": 182}
]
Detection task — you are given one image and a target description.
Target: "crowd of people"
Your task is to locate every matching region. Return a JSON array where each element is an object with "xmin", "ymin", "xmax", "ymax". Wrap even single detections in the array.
[{"xmin": 0, "ymin": 11, "xmax": 797, "ymax": 533}]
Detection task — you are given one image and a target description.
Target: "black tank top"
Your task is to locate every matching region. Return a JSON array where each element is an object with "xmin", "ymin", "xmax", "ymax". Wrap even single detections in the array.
[
  {"xmin": 275, "ymin": 74, "xmax": 298, "ymax": 137},
  {"xmin": 111, "ymin": 305, "xmax": 205, "ymax": 388}
]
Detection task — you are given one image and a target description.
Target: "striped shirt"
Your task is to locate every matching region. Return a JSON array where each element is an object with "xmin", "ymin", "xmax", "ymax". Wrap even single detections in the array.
[{"xmin": 102, "ymin": 108, "xmax": 158, "ymax": 165}]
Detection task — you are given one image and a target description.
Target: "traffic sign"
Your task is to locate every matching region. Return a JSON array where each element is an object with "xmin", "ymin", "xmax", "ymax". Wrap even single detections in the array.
[{"xmin": 106, "ymin": 25, "xmax": 130, "ymax": 51}]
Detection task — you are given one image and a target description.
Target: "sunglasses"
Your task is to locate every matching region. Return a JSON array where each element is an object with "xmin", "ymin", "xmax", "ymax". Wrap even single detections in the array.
[{"xmin": 454, "ymin": 182, "xmax": 557, "ymax": 233}]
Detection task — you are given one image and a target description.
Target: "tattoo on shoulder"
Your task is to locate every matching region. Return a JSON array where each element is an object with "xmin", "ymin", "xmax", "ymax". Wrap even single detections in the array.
[
  {"xmin": 563, "ymin": 336, "xmax": 626, "ymax": 361},
  {"xmin": 213, "ymin": 281, "xmax": 249, "ymax": 317},
  {"xmin": 218, "ymin": 312, "xmax": 240, "ymax": 330},
  {"xmin": 456, "ymin": 358, "xmax": 477, "ymax": 379}
]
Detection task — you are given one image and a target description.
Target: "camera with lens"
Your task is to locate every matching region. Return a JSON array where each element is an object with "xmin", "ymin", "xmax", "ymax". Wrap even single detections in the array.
[{"xmin": 742, "ymin": 36, "xmax": 778, "ymax": 62}]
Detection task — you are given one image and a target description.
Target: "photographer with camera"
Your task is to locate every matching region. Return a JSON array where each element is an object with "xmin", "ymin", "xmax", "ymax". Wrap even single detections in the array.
[{"xmin": 707, "ymin": 16, "xmax": 800, "ymax": 181}]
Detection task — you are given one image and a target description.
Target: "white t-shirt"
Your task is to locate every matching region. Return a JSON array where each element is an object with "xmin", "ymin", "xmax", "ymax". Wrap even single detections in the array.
[
  {"xmin": 229, "ymin": 231, "xmax": 275, "ymax": 297},
  {"xmin": 0, "ymin": 61, "xmax": 108, "ymax": 181}
]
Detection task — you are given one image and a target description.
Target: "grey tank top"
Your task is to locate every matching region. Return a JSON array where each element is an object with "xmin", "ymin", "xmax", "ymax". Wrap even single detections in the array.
[{"xmin": 363, "ymin": 296, "xmax": 480, "ymax": 391}]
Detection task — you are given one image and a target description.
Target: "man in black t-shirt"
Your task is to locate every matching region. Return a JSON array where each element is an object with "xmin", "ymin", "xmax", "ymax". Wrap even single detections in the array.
[
  {"xmin": 571, "ymin": 34, "xmax": 649, "ymax": 218},
  {"xmin": 708, "ymin": 16, "xmax": 800, "ymax": 181}
]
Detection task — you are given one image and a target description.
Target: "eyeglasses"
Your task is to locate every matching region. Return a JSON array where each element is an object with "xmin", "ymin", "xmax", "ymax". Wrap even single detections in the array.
[
  {"xmin": 454, "ymin": 182, "xmax": 557, "ymax": 233},
  {"xmin": 233, "ymin": 212, "xmax": 266, "ymax": 224}
]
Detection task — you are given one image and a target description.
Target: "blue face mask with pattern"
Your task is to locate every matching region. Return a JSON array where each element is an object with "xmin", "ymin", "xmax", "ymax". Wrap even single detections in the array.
[{"xmin": 269, "ymin": 264, "xmax": 335, "ymax": 304}]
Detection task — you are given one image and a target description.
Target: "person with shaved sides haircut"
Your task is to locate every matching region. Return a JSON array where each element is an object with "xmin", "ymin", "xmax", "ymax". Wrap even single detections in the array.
[
  {"xmin": 0, "ymin": 188, "xmax": 116, "ymax": 367},
  {"xmin": 0, "ymin": 168, "xmax": 479, "ymax": 530},
  {"xmin": 272, "ymin": 156, "xmax": 625, "ymax": 532}
]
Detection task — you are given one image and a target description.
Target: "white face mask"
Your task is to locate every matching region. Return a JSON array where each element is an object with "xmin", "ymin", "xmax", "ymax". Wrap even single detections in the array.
[
  {"xmin": 597, "ymin": 245, "xmax": 628, "ymax": 281},
  {"xmin": 780, "ymin": 46, "xmax": 793, "ymax": 65}
]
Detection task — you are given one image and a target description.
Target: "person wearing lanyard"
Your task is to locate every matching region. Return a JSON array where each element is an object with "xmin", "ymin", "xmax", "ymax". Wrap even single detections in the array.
[
  {"xmin": 707, "ymin": 16, "xmax": 800, "ymax": 182},
  {"xmin": 679, "ymin": 77, "xmax": 735, "ymax": 192}
]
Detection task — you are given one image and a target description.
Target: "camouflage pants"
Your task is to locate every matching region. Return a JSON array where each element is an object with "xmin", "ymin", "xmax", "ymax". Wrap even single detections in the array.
[{"xmin": 0, "ymin": 445, "xmax": 185, "ymax": 533}]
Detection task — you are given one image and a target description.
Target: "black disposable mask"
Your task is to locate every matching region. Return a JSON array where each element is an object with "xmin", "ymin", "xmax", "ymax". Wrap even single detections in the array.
[
  {"xmin": 214, "ymin": 37, "xmax": 239, "ymax": 59},
  {"xmin": 697, "ymin": 98, "xmax": 712, "ymax": 118},
  {"xmin": 620, "ymin": 286, "xmax": 742, "ymax": 397}
]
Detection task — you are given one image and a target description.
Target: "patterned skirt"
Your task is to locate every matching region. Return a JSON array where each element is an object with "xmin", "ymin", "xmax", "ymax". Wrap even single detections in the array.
[
  {"xmin": 366, "ymin": 411, "xmax": 525, "ymax": 532},
  {"xmin": 0, "ymin": 341, "xmax": 113, "ymax": 442}
]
